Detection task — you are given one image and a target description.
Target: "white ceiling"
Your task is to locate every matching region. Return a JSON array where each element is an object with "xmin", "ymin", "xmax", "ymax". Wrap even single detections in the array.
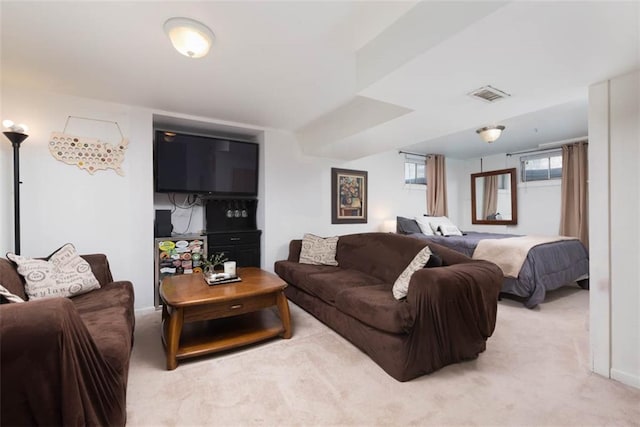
[{"xmin": 1, "ymin": 1, "xmax": 638, "ymax": 160}]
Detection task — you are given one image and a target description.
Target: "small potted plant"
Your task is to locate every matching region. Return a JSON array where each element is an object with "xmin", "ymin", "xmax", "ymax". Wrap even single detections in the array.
[{"xmin": 203, "ymin": 252, "xmax": 228, "ymax": 276}]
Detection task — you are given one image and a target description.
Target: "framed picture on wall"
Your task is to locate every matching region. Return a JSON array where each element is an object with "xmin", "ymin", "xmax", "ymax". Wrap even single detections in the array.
[{"xmin": 331, "ymin": 168, "xmax": 368, "ymax": 224}]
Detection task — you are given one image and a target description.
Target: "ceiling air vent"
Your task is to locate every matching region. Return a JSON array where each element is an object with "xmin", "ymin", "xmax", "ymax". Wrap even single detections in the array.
[{"xmin": 468, "ymin": 85, "xmax": 511, "ymax": 103}]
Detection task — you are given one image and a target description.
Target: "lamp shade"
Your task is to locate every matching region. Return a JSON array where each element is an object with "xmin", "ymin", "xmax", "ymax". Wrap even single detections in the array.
[
  {"xmin": 164, "ymin": 17, "xmax": 214, "ymax": 58},
  {"xmin": 476, "ymin": 125, "xmax": 505, "ymax": 143},
  {"xmin": 3, "ymin": 131, "xmax": 29, "ymax": 145}
]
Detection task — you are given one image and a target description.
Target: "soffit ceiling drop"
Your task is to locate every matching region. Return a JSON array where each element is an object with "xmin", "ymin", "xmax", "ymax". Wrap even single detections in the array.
[{"xmin": 1, "ymin": 1, "xmax": 638, "ymax": 160}]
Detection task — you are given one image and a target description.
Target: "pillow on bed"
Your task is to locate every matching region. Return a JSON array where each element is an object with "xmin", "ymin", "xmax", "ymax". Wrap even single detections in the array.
[
  {"xmin": 425, "ymin": 216, "xmax": 458, "ymax": 235},
  {"xmin": 396, "ymin": 216, "xmax": 422, "ymax": 234},
  {"xmin": 414, "ymin": 217, "xmax": 435, "ymax": 236},
  {"xmin": 392, "ymin": 245, "xmax": 432, "ymax": 300},
  {"xmin": 437, "ymin": 224, "xmax": 463, "ymax": 237}
]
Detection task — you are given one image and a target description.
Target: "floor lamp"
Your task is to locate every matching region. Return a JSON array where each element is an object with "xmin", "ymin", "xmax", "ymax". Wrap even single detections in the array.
[{"xmin": 3, "ymin": 120, "xmax": 29, "ymax": 255}]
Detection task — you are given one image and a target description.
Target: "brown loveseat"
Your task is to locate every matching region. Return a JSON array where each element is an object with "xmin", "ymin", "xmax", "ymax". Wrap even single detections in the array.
[
  {"xmin": 274, "ymin": 232, "xmax": 503, "ymax": 381},
  {"xmin": 0, "ymin": 254, "xmax": 135, "ymax": 426}
]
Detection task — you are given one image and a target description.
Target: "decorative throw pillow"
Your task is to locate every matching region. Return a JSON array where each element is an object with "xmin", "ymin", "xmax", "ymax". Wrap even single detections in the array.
[
  {"xmin": 414, "ymin": 217, "xmax": 435, "ymax": 236},
  {"xmin": 6, "ymin": 243, "xmax": 100, "ymax": 300},
  {"xmin": 299, "ymin": 234, "xmax": 339, "ymax": 266},
  {"xmin": 396, "ymin": 216, "xmax": 422, "ymax": 234},
  {"xmin": 392, "ymin": 245, "xmax": 432, "ymax": 300},
  {"xmin": 0, "ymin": 284, "xmax": 25, "ymax": 303},
  {"xmin": 425, "ymin": 252, "xmax": 443, "ymax": 268},
  {"xmin": 425, "ymin": 216, "xmax": 458, "ymax": 235},
  {"xmin": 438, "ymin": 224, "xmax": 463, "ymax": 237}
]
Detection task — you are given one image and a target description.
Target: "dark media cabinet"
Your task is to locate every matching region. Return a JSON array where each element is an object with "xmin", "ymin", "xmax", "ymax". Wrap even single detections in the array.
[
  {"xmin": 206, "ymin": 230, "xmax": 261, "ymax": 268},
  {"xmin": 205, "ymin": 198, "xmax": 261, "ymax": 268}
]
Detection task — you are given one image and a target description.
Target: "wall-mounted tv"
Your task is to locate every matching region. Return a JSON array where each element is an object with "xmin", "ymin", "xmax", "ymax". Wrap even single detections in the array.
[{"xmin": 154, "ymin": 130, "xmax": 259, "ymax": 196}]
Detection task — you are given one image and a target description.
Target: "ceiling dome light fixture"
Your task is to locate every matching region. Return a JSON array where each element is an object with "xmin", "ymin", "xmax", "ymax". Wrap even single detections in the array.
[
  {"xmin": 476, "ymin": 125, "xmax": 505, "ymax": 143},
  {"xmin": 164, "ymin": 17, "xmax": 215, "ymax": 59}
]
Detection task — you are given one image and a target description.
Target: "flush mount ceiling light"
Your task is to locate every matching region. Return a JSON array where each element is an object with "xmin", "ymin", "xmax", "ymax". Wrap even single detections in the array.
[
  {"xmin": 476, "ymin": 125, "xmax": 505, "ymax": 143},
  {"xmin": 164, "ymin": 17, "xmax": 215, "ymax": 58}
]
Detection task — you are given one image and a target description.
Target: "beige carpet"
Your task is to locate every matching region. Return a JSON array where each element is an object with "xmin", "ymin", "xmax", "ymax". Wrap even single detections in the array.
[{"xmin": 126, "ymin": 287, "xmax": 640, "ymax": 426}]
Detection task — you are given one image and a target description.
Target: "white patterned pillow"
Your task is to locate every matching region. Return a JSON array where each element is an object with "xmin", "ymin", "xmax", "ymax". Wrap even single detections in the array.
[
  {"xmin": 414, "ymin": 217, "xmax": 435, "ymax": 236},
  {"xmin": 438, "ymin": 224, "xmax": 463, "ymax": 236},
  {"xmin": 427, "ymin": 216, "xmax": 458, "ymax": 235},
  {"xmin": 6, "ymin": 244, "xmax": 100, "ymax": 300},
  {"xmin": 299, "ymin": 234, "xmax": 339, "ymax": 266},
  {"xmin": 0, "ymin": 284, "xmax": 25, "ymax": 303},
  {"xmin": 392, "ymin": 245, "xmax": 432, "ymax": 300}
]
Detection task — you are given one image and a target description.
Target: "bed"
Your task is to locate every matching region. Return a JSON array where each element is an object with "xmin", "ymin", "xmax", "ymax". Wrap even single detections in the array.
[{"xmin": 397, "ymin": 217, "xmax": 589, "ymax": 308}]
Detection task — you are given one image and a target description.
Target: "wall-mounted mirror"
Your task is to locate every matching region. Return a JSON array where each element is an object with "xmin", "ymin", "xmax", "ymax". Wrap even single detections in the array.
[{"xmin": 470, "ymin": 168, "xmax": 518, "ymax": 225}]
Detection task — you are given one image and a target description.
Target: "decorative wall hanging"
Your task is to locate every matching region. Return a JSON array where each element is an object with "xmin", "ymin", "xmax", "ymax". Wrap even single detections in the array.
[
  {"xmin": 49, "ymin": 116, "xmax": 128, "ymax": 176},
  {"xmin": 331, "ymin": 167, "xmax": 368, "ymax": 224}
]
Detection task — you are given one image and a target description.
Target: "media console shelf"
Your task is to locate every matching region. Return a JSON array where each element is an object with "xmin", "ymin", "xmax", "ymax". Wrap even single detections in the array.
[
  {"xmin": 204, "ymin": 198, "xmax": 261, "ymax": 268},
  {"xmin": 207, "ymin": 230, "xmax": 261, "ymax": 268}
]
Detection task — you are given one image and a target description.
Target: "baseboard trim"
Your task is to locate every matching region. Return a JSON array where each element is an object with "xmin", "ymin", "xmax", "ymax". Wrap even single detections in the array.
[
  {"xmin": 134, "ymin": 306, "xmax": 157, "ymax": 316},
  {"xmin": 611, "ymin": 368, "xmax": 640, "ymax": 389}
]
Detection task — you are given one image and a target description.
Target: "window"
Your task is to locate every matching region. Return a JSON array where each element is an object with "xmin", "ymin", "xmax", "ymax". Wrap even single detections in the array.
[
  {"xmin": 404, "ymin": 155, "xmax": 426, "ymax": 185},
  {"xmin": 520, "ymin": 150, "xmax": 562, "ymax": 182},
  {"xmin": 498, "ymin": 173, "xmax": 509, "ymax": 190}
]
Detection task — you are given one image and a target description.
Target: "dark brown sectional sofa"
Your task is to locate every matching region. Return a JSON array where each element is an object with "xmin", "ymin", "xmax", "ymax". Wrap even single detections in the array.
[
  {"xmin": 274, "ymin": 232, "xmax": 503, "ymax": 381},
  {"xmin": 0, "ymin": 254, "xmax": 135, "ymax": 426}
]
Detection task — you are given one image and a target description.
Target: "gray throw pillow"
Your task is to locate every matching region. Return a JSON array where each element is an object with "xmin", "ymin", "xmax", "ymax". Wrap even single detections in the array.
[{"xmin": 396, "ymin": 216, "xmax": 422, "ymax": 234}]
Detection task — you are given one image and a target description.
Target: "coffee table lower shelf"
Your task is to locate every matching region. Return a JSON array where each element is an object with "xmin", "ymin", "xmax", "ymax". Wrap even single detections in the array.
[{"xmin": 162, "ymin": 309, "xmax": 284, "ymax": 361}]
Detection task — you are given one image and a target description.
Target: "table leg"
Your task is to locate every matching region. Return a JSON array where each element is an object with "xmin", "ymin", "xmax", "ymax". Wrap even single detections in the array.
[
  {"xmin": 165, "ymin": 306, "xmax": 184, "ymax": 370},
  {"xmin": 276, "ymin": 291, "xmax": 292, "ymax": 339},
  {"xmin": 162, "ymin": 301, "xmax": 169, "ymax": 321}
]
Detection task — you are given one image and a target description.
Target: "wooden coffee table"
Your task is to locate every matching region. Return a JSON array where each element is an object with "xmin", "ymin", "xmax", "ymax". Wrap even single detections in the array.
[{"xmin": 159, "ymin": 267, "xmax": 292, "ymax": 370}]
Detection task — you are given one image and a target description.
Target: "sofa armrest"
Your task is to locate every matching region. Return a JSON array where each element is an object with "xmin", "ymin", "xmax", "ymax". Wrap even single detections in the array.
[
  {"xmin": 0, "ymin": 298, "xmax": 125, "ymax": 426},
  {"xmin": 81, "ymin": 254, "xmax": 114, "ymax": 286},
  {"xmin": 407, "ymin": 260, "xmax": 503, "ymax": 339},
  {"xmin": 287, "ymin": 240, "xmax": 302, "ymax": 262}
]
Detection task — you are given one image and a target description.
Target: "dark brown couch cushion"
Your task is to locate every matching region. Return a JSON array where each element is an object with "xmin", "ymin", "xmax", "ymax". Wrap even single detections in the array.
[
  {"xmin": 303, "ymin": 269, "xmax": 383, "ymax": 304},
  {"xmin": 335, "ymin": 283, "xmax": 415, "ymax": 334},
  {"xmin": 336, "ymin": 233, "xmax": 429, "ymax": 283},
  {"xmin": 274, "ymin": 260, "xmax": 340, "ymax": 286},
  {"xmin": 0, "ymin": 258, "xmax": 27, "ymax": 302}
]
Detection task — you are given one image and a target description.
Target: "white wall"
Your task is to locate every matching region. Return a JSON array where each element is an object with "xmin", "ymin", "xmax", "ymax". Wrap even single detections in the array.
[
  {"xmin": 153, "ymin": 193, "xmax": 206, "ymax": 235},
  {"xmin": 0, "ymin": 102, "xmax": 14, "ymax": 253},
  {"xmin": 0, "ymin": 86, "xmax": 156, "ymax": 308},
  {"xmin": 261, "ymin": 129, "xmax": 427, "ymax": 270},
  {"xmin": 589, "ymin": 70, "xmax": 640, "ymax": 389},
  {"xmin": 455, "ymin": 153, "xmax": 562, "ymax": 235}
]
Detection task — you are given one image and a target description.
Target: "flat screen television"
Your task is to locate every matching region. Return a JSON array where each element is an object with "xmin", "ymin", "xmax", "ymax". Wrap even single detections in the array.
[{"xmin": 154, "ymin": 130, "xmax": 259, "ymax": 196}]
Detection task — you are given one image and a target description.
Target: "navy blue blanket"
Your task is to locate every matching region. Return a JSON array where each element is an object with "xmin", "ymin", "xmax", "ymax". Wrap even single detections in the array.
[{"xmin": 408, "ymin": 232, "xmax": 589, "ymax": 308}]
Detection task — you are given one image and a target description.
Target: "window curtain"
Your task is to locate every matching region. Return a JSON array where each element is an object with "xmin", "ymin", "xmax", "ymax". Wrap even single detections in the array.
[
  {"xmin": 426, "ymin": 154, "xmax": 448, "ymax": 216},
  {"xmin": 482, "ymin": 175, "xmax": 499, "ymax": 219},
  {"xmin": 559, "ymin": 141, "xmax": 588, "ymax": 247}
]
